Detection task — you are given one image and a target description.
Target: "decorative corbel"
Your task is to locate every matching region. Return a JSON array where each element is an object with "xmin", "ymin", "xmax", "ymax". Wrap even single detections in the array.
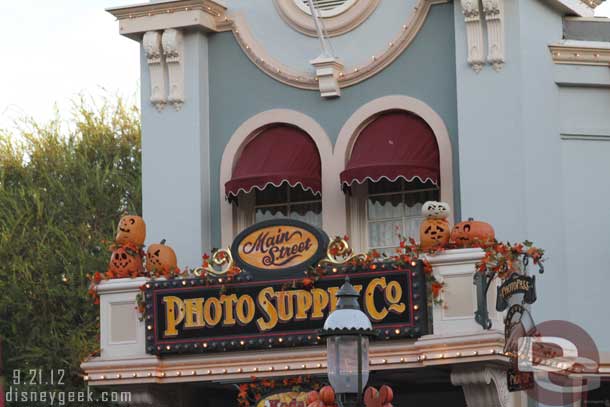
[
  {"xmin": 451, "ymin": 366, "xmax": 513, "ymax": 407},
  {"xmin": 482, "ymin": 0, "xmax": 506, "ymax": 71},
  {"xmin": 161, "ymin": 29, "xmax": 185, "ymax": 110},
  {"xmin": 310, "ymin": 56, "xmax": 344, "ymax": 98},
  {"xmin": 460, "ymin": 0, "xmax": 485, "ymax": 73},
  {"xmin": 143, "ymin": 31, "xmax": 166, "ymax": 111}
]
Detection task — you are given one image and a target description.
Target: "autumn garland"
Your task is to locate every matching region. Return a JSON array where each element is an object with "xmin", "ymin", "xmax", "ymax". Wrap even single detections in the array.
[
  {"xmin": 237, "ymin": 375, "xmax": 322, "ymax": 407},
  {"xmin": 99, "ymin": 236, "xmax": 545, "ymax": 320}
]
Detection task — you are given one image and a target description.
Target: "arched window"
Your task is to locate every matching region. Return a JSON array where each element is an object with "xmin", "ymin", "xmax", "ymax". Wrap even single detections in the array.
[
  {"xmin": 225, "ymin": 124, "xmax": 323, "ymax": 231},
  {"xmin": 342, "ymin": 111, "xmax": 441, "ymax": 253}
]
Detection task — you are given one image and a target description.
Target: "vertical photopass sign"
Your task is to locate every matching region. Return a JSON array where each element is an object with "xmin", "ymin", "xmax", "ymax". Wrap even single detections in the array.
[{"xmin": 498, "ymin": 273, "xmax": 537, "ymax": 392}]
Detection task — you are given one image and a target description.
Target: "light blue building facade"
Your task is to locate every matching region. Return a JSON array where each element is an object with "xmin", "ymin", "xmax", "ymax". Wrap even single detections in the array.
[{"xmin": 100, "ymin": 0, "xmax": 610, "ymax": 405}]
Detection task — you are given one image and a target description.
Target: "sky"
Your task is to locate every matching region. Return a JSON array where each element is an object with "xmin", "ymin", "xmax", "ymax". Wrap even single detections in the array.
[
  {"xmin": 0, "ymin": 1, "xmax": 609, "ymax": 131},
  {"xmin": 0, "ymin": 0, "xmax": 140, "ymax": 131}
]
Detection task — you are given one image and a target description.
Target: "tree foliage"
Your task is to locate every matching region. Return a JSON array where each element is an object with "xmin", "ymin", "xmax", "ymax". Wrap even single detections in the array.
[{"xmin": 0, "ymin": 99, "xmax": 141, "ymax": 397}]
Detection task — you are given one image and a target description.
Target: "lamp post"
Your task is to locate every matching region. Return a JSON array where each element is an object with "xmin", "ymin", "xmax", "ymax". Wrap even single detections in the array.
[{"xmin": 320, "ymin": 277, "xmax": 376, "ymax": 407}]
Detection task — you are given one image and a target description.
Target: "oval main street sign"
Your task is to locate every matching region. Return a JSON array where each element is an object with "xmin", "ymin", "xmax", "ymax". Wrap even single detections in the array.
[{"xmin": 231, "ymin": 219, "xmax": 329, "ymax": 278}]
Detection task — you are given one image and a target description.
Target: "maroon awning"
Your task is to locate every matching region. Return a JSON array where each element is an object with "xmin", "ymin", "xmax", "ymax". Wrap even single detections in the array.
[
  {"xmin": 340, "ymin": 111, "xmax": 440, "ymax": 188},
  {"xmin": 225, "ymin": 125, "xmax": 321, "ymax": 200}
]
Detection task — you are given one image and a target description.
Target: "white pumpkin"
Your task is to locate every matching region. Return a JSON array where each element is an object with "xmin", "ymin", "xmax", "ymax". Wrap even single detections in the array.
[{"xmin": 422, "ymin": 201, "xmax": 450, "ymax": 219}]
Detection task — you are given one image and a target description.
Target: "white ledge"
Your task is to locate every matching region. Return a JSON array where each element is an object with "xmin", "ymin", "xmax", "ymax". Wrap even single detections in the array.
[
  {"xmin": 95, "ymin": 277, "xmax": 149, "ymax": 295},
  {"xmin": 425, "ymin": 248, "xmax": 485, "ymax": 266}
]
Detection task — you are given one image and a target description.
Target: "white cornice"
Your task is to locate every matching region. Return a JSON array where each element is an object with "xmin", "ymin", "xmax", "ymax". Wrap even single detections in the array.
[
  {"xmin": 548, "ymin": 0, "xmax": 598, "ymax": 17},
  {"xmin": 106, "ymin": 0, "xmax": 231, "ymax": 38},
  {"xmin": 82, "ymin": 332, "xmax": 509, "ymax": 386},
  {"xmin": 549, "ymin": 40, "xmax": 610, "ymax": 66}
]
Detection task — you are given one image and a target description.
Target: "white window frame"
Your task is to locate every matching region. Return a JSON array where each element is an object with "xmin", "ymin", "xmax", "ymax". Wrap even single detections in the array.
[{"xmin": 348, "ymin": 182, "xmax": 439, "ymax": 253}]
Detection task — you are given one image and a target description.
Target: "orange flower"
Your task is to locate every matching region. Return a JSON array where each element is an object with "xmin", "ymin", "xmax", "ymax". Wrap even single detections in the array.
[
  {"xmin": 93, "ymin": 272, "xmax": 103, "ymax": 284},
  {"xmin": 432, "ymin": 282, "xmax": 443, "ymax": 298},
  {"xmin": 302, "ymin": 278, "xmax": 314, "ymax": 289}
]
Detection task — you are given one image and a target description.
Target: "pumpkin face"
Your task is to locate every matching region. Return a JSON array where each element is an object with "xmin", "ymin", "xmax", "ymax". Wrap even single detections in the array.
[
  {"xmin": 146, "ymin": 240, "xmax": 178, "ymax": 273},
  {"xmin": 422, "ymin": 201, "xmax": 450, "ymax": 220},
  {"xmin": 420, "ymin": 218, "xmax": 450, "ymax": 249},
  {"xmin": 451, "ymin": 218, "xmax": 495, "ymax": 247},
  {"xmin": 108, "ymin": 247, "xmax": 144, "ymax": 278},
  {"xmin": 115, "ymin": 215, "xmax": 146, "ymax": 246}
]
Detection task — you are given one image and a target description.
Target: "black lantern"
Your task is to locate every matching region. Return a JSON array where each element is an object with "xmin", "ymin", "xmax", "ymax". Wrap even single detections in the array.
[{"xmin": 320, "ymin": 277, "xmax": 376, "ymax": 407}]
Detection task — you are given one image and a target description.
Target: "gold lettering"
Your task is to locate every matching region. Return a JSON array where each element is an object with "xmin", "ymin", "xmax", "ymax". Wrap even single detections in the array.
[
  {"xmin": 256, "ymin": 287, "xmax": 278, "ymax": 331},
  {"xmin": 365, "ymin": 278, "xmax": 389, "ymax": 322},
  {"xmin": 184, "ymin": 298, "xmax": 205, "ymax": 329},
  {"xmin": 163, "ymin": 296, "xmax": 185, "ymax": 337},
  {"xmin": 236, "ymin": 295, "xmax": 255, "ymax": 325},
  {"xmin": 327, "ymin": 286, "xmax": 339, "ymax": 312},
  {"xmin": 220, "ymin": 294, "xmax": 237, "ymax": 327},
  {"xmin": 311, "ymin": 288, "xmax": 329, "ymax": 320},
  {"xmin": 385, "ymin": 280, "xmax": 406, "ymax": 314},
  {"xmin": 294, "ymin": 290, "xmax": 313, "ymax": 321},
  {"xmin": 276, "ymin": 291, "xmax": 295, "ymax": 323},
  {"xmin": 203, "ymin": 297, "xmax": 222, "ymax": 327}
]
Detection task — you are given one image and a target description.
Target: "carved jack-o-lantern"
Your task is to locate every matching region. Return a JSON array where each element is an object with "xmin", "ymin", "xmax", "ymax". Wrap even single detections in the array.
[
  {"xmin": 108, "ymin": 246, "xmax": 144, "ymax": 278},
  {"xmin": 421, "ymin": 201, "xmax": 450, "ymax": 220},
  {"xmin": 450, "ymin": 218, "xmax": 495, "ymax": 247},
  {"xmin": 419, "ymin": 218, "xmax": 450, "ymax": 249},
  {"xmin": 146, "ymin": 239, "xmax": 178, "ymax": 274},
  {"xmin": 115, "ymin": 215, "xmax": 146, "ymax": 247}
]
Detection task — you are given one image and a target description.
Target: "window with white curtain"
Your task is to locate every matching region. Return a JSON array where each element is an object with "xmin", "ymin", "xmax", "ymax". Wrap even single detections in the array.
[
  {"xmin": 235, "ymin": 185, "xmax": 322, "ymax": 231},
  {"xmin": 349, "ymin": 179, "xmax": 439, "ymax": 254},
  {"xmin": 255, "ymin": 185, "xmax": 322, "ymax": 227}
]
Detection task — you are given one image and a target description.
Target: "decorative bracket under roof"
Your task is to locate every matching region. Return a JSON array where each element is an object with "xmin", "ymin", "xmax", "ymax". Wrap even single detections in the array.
[
  {"xmin": 482, "ymin": 0, "xmax": 505, "ymax": 71},
  {"xmin": 459, "ymin": 0, "xmax": 505, "ymax": 72},
  {"xmin": 460, "ymin": 0, "xmax": 485, "ymax": 72},
  {"xmin": 107, "ymin": 0, "xmax": 231, "ymax": 112}
]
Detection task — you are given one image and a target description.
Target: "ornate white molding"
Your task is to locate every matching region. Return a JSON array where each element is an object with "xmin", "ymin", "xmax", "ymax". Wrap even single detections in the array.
[
  {"xmin": 142, "ymin": 31, "xmax": 166, "ymax": 111},
  {"xmin": 549, "ymin": 40, "xmax": 610, "ymax": 66},
  {"xmin": 482, "ymin": 0, "xmax": 505, "ymax": 71},
  {"xmin": 310, "ymin": 56, "xmax": 344, "ymax": 98},
  {"xmin": 460, "ymin": 0, "xmax": 485, "ymax": 72},
  {"xmin": 451, "ymin": 366, "xmax": 512, "ymax": 407},
  {"xmin": 109, "ymin": 0, "xmax": 448, "ymax": 90},
  {"xmin": 231, "ymin": 0, "xmax": 449, "ymax": 90},
  {"xmin": 272, "ymin": 0, "xmax": 380, "ymax": 37},
  {"xmin": 162, "ymin": 29, "xmax": 185, "ymax": 110}
]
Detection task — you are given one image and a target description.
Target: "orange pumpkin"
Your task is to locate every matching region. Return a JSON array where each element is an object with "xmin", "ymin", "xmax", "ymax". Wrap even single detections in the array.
[
  {"xmin": 419, "ymin": 218, "xmax": 450, "ymax": 249},
  {"xmin": 306, "ymin": 391, "xmax": 320, "ymax": 405},
  {"xmin": 146, "ymin": 239, "xmax": 178, "ymax": 274},
  {"xmin": 379, "ymin": 385, "xmax": 393, "ymax": 404},
  {"xmin": 319, "ymin": 386, "xmax": 336, "ymax": 405},
  {"xmin": 451, "ymin": 218, "xmax": 495, "ymax": 247},
  {"xmin": 115, "ymin": 215, "xmax": 146, "ymax": 246},
  {"xmin": 107, "ymin": 246, "xmax": 144, "ymax": 278}
]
